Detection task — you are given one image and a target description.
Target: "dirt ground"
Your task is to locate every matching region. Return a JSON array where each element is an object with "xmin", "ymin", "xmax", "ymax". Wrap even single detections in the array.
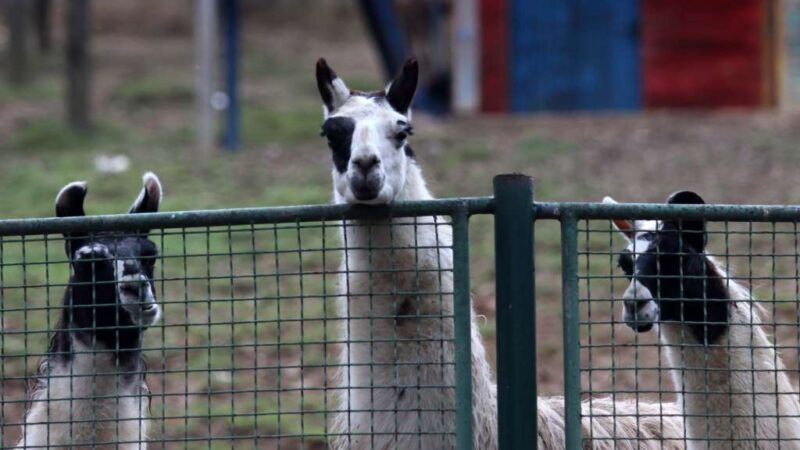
[{"xmin": 3, "ymin": 1, "xmax": 800, "ymax": 447}]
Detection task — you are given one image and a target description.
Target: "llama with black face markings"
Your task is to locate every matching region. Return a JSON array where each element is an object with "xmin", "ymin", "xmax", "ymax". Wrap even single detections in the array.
[
  {"xmin": 607, "ymin": 191, "xmax": 800, "ymax": 450},
  {"xmin": 16, "ymin": 173, "xmax": 163, "ymax": 450},
  {"xmin": 317, "ymin": 56, "xmax": 496, "ymax": 449},
  {"xmin": 317, "ymin": 57, "xmax": 684, "ymax": 450}
]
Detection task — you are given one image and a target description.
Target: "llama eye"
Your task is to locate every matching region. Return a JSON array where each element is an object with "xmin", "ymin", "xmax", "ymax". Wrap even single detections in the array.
[
  {"xmin": 618, "ymin": 251, "xmax": 634, "ymax": 278},
  {"xmin": 394, "ymin": 121, "xmax": 413, "ymax": 144}
]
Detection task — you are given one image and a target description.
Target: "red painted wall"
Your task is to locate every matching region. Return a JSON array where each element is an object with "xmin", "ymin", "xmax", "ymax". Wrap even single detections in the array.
[
  {"xmin": 643, "ymin": 0, "xmax": 769, "ymax": 108},
  {"xmin": 480, "ymin": 0, "xmax": 509, "ymax": 112}
]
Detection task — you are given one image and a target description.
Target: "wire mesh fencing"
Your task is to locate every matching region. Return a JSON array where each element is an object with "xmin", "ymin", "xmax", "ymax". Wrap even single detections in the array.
[
  {"xmin": 6, "ymin": 187, "xmax": 800, "ymax": 449},
  {"xmin": 0, "ymin": 202, "xmax": 478, "ymax": 449},
  {"xmin": 556, "ymin": 202, "xmax": 800, "ymax": 449}
]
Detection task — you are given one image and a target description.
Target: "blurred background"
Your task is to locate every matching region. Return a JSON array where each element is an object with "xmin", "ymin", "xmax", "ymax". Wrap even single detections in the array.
[{"xmin": 3, "ymin": 0, "xmax": 800, "ymax": 446}]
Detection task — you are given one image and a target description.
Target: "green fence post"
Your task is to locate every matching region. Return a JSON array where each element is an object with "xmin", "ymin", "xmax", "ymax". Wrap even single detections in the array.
[
  {"xmin": 493, "ymin": 174, "xmax": 536, "ymax": 449},
  {"xmin": 561, "ymin": 212, "xmax": 582, "ymax": 448},
  {"xmin": 453, "ymin": 206, "xmax": 473, "ymax": 449}
]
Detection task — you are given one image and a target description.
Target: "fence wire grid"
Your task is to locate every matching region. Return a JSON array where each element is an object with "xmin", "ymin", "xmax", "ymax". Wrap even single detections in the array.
[
  {"xmin": 573, "ymin": 217, "xmax": 800, "ymax": 449},
  {"xmin": 0, "ymin": 208, "xmax": 466, "ymax": 449},
  {"xmin": 6, "ymin": 190, "xmax": 800, "ymax": 449}
]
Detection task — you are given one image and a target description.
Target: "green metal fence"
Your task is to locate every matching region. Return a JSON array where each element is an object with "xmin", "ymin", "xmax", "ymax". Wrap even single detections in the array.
[
  {"xmin": 548, "ymin": 201, "xmax": 800, "ymax": 449},
  {"xmin": 0, "ymin": 198, "xmax": 492, "ymax": 449},
  {"xmin": 4, "ymin": 175, "xmax": 800, "ymax": 448}
]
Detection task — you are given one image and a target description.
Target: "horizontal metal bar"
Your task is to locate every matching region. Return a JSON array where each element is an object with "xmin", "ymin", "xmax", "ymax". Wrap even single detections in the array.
[
  {"xmin": 3, "ymin": 198, "xmax": 800, "ymax": 237},
  {"xmin": 0, "ymin": 197, "xmax": 495, "ymax": 236},
  {"xmin": 536, "ymin": 201, "xmax": 800, "ymax": 222}
]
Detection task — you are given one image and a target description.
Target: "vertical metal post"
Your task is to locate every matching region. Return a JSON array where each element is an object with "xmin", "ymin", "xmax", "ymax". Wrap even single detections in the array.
[
  {"xmin": 7, "ymin": 0, "xmax": 29, "ymax": 84},
  {"xmin": 222, "ymin": 0, "xmax": 240, "ymax": 151},
  {"xmin": 561, "ymin": 212, "xmax": 582, "ymax": 448},
  {"xmin": 452, "ymin": 206, "xmax": 473, "ymax": 449},
  {"xmin": 195, "ymin": 0, "xmax": 217, "ymax": 154},
  {"xmin": 66, "ymin": 0, "xmax": 90, "ymax": 130},
  {"xmin": 493, "ymin": 174, "xmax": 536, "ymax": 449}
]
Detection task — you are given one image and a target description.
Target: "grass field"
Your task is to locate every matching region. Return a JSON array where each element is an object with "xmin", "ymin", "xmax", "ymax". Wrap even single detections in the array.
[{"xmin": 3, "ymin": 1, "xmax": 800, "ymax": 447}]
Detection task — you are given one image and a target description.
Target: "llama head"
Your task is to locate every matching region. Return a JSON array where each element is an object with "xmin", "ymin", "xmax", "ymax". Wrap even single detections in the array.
[
  {"xmin": 55, "ymin": 172, "xmax": 163, "ymax": 329},
  {"xmin": 606, "ymin": 191, "xmax": 729, "ymax": 343},
  {"xmin": 316, "ymin": 57, "xmax": 418, "ymax": 205}
]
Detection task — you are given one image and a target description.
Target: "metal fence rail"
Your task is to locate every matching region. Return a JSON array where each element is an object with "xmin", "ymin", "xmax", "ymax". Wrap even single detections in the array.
[
  {"xmin": 0, "ymin": 197, "xmax": 493, "ymax": 449},
  {"xmin": 4, "ymin": 176, "xmax": 800, "ymax": 448},
  {"xmin": 554, "ymin": 201, "xmax": 800, "ymax": 449}
]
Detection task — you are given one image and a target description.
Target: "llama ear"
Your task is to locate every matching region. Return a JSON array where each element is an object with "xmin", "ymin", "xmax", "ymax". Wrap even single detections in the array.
[
  {"xmin": 316, "ymin": 58, "xmax": 350, "ymax": 115},
  {"xmin": 56, "ymin": 181, "xmax": 88, "ymax": 257},
  {"xmin": 56, "ymin": 181, "xmax": 88, "ymax": 218},
  {"xmin": 664, "ymin": 190, "xmax": 706, "ymax": 251},
  {"xmin": 129, "ymin": 172, "xmax": 162, "ymax": 215},
  {"xmin": 386, "ymin": 58, "xmax": 418, "ymax": 114},
  {"xmin": 603, "ymin": 196, "xmax": 634, "ymax": 241}
]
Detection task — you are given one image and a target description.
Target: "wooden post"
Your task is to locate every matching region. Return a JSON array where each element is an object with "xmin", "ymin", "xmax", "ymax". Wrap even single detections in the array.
[
  {"xmin": 195, "ymin": 0, "xmax": 218, "ymax": 155},
  {"xmin": 452, "ymin": 0, "xmax": 479, "ymax": 113},
  {"xmin": 35, "ymin": 0, "xmax": 52, "ymax": 52},
  {"xmin": 7, "ymin": 0, "xmax": 29, "ymax": 84},
  {"xmin": 66, "ymin": 0, "xmax": 91, "ymax": 130},
  {"xmin": 782, "ymin": 0, "xmax": 800, "ymax": 107}
]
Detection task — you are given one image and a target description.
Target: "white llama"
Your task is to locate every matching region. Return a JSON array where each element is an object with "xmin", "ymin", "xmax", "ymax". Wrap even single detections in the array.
[
  {"xmin": 16, "ymin": 173, "xmax": 163, "ymax": 450},
  {"xmin": 317, "ymin": 57, "xmax": 683, "ymax": 449},
  {"xmin": 607, "ymin": 190, "xmax": 800, "ymax": 449}
]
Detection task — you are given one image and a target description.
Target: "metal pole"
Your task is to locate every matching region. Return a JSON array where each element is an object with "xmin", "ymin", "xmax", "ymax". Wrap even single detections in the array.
[
  {"xmin": 7, "ymin": 0, "xmax": 29, "ymax": 84},
  {"xmin": 452, "ymin": 206, "xmax": 474, "ymax": 449},
  {"xmin": 66, "ymin": 0, "xmax": 90, "ymax": 130},
  {"xmin": 195, "ymin": 0, "xmax": 217, "ymax": 154},
  {"xmin": 561, "ymin": 213, "xmax": 582, "ymax": 448},
  {"xmin": 222, "ymin": 0, "xmax": 240, "ymax": 152},
  {"xmin": 358, "ymin": 0, "xmax": 407, "ymax": 78},
  {"xmin": 493, "ymin": 174, "xmax": 536, "ymax": 449}
]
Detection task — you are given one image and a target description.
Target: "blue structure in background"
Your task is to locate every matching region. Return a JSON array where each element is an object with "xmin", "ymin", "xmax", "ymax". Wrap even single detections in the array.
[
  {"xmin": 509, "ymin": 0, "xmax": 640, "ymax": 111},
  {"xmin": 222, "ymin": 0, "xmax": 240, "ymax": 151},
  {"xmin": 358, "ymin": 0, "xmax": 447, "ymax": 114},
  {"xmin": 219, "ymin": 0, "xmax": 444, "ymax": 153}
]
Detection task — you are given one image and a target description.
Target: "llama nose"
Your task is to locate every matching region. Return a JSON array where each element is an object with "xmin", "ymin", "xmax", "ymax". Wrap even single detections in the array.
[
  {"xmin": 123, "ymin": 260, "xmax": 139, "ymax": 275},
  {"xmin": 352, "ymin": 156, "xmax": 380, "ymax": 173}
]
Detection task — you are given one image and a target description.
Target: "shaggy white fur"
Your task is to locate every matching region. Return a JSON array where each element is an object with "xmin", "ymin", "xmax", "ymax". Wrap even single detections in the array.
[
  {"xmin": 329, "ymin": 159, "xmax": 685, "ymax": 449},
  {"xmin": 538, "ymin": 396, "xmax": 684, "ymax": 449},
  {"xmin": 322, "ymin": 59, "xmax": 685, "ymax": 448},
  {"xmin": 659, "ymin": 269, "xmax": 800, "ymax": 450},
  {"xmin": 16, "ymin": 342, "xmax": 149, "ymax": 450},
  {"xmin": 329, "ymin": 162, "xmax": 499, "ymax": 449},
  {"xmin": 16, "ymin": 174, "xmax": 161, "ymax": 449}
]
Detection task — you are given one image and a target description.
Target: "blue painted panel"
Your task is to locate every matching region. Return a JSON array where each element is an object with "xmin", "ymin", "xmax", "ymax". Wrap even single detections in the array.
[{"xmin": 510, "ymin": 0, "xmax": 640, "ymax": 111}]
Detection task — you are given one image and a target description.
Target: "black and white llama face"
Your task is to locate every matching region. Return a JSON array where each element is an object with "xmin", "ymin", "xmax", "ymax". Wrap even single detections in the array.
[
  {"xmin": 607, "ymin": 191, "xmax": 729, "ymax": 343},
  {"xmin": 316, "ymin": 57, "xmax": 418, "ymax": 205},
  {"xmin": 56, "ymin": 172, "xmax": 163, "ymax": 329}
]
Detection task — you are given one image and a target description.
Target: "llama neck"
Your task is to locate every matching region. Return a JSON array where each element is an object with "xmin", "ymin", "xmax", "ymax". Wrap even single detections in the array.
[
  {"xmin": 659, "ymin": 280, "xmax": 800, "ymax": 445},
  {"xmin": 340, "ymin": 161, "xmax": 441, "ymax": 252},
  {"xmin": 57, "ymin": 286, "xmax": 144, "ymax": 370},
  {"xmin": 332, "ymin": 159, "xmax": 498, "ymax": 449},
  {"xmin": 392, "ymin": 161, "xmax": 434, "ymax": 203}
]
